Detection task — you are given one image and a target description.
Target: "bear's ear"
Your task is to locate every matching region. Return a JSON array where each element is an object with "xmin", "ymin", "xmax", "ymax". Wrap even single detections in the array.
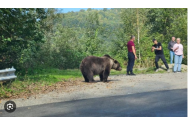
[
  {"xmin": 114, "ymin": 60, "xmax": 118, "ymax": 63},
  {"xmin": 103, "ymin": 54, "xmax": 111, "ymax": 58}
]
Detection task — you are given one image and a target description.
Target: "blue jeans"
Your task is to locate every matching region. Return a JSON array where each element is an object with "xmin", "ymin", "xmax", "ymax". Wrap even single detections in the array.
[
  {"xmin": 170, "ymin": 51, "xmax": 175, "ymax": 64},
  {"xmin": 173, "ymin": 55, "xmax": 183, "ymax": 72}
]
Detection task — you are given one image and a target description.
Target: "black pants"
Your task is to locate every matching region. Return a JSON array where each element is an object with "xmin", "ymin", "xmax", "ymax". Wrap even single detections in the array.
[
  {"xmin": 155, "ymin": 54, "xmax": 169, "ymax": 69},
  {"xmin": 127, "ymin": 52, "xmax": 135, "ymax": 73}
]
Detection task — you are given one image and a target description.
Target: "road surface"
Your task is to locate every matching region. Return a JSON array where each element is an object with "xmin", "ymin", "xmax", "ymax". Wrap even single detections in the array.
[{"xmin": 0, "ymin": 72, "xmax": 187, "ymax": 117}]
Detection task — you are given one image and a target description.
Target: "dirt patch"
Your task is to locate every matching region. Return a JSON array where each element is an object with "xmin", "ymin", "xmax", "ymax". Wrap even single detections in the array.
[
  {"xmin": 0, "ymin": 78, "xmax": 83, "ymax": 100},
  {"xmin": 0, "ymin": 77, "xmax": 116, "ymax": 100}
]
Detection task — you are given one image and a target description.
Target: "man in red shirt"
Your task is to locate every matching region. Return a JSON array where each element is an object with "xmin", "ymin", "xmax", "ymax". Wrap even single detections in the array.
[{"xmin": 127, "ymin": 35, "xmax": 137, "ymax": 75}]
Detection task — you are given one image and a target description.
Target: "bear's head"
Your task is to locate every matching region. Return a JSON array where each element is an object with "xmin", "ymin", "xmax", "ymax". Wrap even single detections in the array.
[
  {"xmin": 112, "ymin": 60, "xmax": 122, "ymax": 71},
  {"xmin": 103, "ymin": 55, "xmax": 122, "ymax": 71}
]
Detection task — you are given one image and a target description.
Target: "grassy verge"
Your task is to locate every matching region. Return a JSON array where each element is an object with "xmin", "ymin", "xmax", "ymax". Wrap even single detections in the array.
[
  {"xmin": 0, "ymin": 69, "xmax": 82, "ymax": 99},
  {"xmin": 0, "ymin": 67, "xmax": 177, "ymax": 99}
]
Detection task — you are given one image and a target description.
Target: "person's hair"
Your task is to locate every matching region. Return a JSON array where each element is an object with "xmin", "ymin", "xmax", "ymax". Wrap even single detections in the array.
[
  {"xmin": 153, "ymin": 39, "xmax": 157, "ymax": 42},
  {"xmin": 177, "ymin": 38, "xmax": 181, "ymax": 41},
  {"xmin": 130, "ymin": 35, "xmax": 135, "ymax": 39},
  {"xmin": 172, "ymin": 36, "xmax": 175, "ymax": 38}
]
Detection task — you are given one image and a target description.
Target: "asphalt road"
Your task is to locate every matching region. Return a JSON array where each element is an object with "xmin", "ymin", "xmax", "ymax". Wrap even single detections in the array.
[
  {"xmin": 0, "ymin": 88, "xmax": 187, "ymax": 117},
  {"xmin": 0, "ymin": 72, "xmax": 187, "ymax": 117}
]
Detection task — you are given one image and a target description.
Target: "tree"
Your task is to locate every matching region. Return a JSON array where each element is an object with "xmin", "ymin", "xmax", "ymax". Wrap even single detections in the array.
[
  {"xmin": 87, "ymin": 8, "xmax": 92, "ymax": 11},
  {"xmin": 0, "ymin": 8, "xmax": 47, "ymax": 69},
  {"xmin": 103, "ymin": 8, "xmax": 108, "ymax": 12},
  {"xmin": 83, "ymin": 11, "xmax": 103, "ymax": 55},
  {"xmin": 147, "ymin": 8, "xmax": 187, "ymax": 38},
  {"xmin": 80, "ymin": 9, "xmax": 85, "ymax": 12}
]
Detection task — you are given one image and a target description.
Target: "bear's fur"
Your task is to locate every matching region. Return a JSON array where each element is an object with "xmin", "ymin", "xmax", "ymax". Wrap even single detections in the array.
[{"xmin": 80, "ymin": 54, "xmax": 122, "ymax": 82}]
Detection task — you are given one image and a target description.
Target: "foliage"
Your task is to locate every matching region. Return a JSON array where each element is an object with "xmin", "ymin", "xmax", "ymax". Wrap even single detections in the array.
[
  {"xmin": 0, "ymin": 8, "xmax": 48, "ymax": 70},
  {"xmin": 0, "ymin": 8, "xmax": 187, "ymax": 73}
]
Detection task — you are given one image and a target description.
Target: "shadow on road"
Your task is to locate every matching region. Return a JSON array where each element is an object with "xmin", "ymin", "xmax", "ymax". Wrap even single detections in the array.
[
  {"xmin": 0, "ymin": 88, "xmax": 187, "ymax": 117},
  {"xmin": 81, "ymin": 79, "xmax": 120, "ymax": 83}
]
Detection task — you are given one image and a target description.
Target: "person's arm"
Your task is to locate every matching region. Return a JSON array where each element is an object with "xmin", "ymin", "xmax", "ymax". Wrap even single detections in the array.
[
  {"xmin": 152, "ymin": 46, "xmax": 161, "ymax": 51},
  {"xmin": 173, "ymin": 44, "xmax": 179, "ymax": 52},
  {"xmin": 151, "ymin": 46, "xmax": 155, "ymax": 52},
  {"xmin": 156, "ymin": 46, "xmax": 162, "ymax": 50},
  {"xmin": 132, "ymin": 46, "xmax": 137, "ymax": 59},
  {"xmin": 182, "ymin": 45, "xmax": 184, "ymax": 58},
  {"xmin": 174, "ymin": 47, "xmax": 179, "ymax": 52},
  {"xmin": 168, "ymin": 42, "xmax": 170, "ymax": 50},
  {"xmin": 154, "ymin": 43, "xmax": 162, "ymax": 50}
]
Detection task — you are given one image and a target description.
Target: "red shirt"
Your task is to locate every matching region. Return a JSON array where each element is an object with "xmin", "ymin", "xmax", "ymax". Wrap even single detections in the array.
[{"xmin": 127, "ymin": 40, "xmax": 135, "ymax": 52}]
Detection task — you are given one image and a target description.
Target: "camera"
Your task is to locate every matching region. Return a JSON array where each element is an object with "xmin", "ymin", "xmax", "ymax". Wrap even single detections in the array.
[{"xmin": 7, "ymin": 103, "xmax": 14, "ymax": 110}]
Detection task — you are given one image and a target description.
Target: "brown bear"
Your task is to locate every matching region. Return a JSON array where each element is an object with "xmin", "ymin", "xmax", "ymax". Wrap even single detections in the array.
[{"xmin": 80, "ymin": 54, "xmax": 122, "ymax": 82}]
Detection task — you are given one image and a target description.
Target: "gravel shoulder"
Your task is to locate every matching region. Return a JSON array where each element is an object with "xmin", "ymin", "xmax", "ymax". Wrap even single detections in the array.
[{"xmin": 0, "ymin": 72, "xmax": 187, "ymax": 110}]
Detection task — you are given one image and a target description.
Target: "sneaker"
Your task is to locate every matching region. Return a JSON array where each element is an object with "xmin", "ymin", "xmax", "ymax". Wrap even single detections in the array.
[
  {"xmin": 167, "ymin": 69, "xmax": 170, "ymax": 72},
  {"xmin": 155, "ymin": 69, "xmax": 159, "ymax": 72},
  {"xmin": 130, "ymin": 73, "xmax": 136, "ymax": 76},
  {"xmin": 174, "ymin": 71, "xmax": 177, "ymax": 73},
  {"xmin": 177, "ymin": 71, "xmax": 181, "ymax": 73},
  {"xmin": 126, "ymin": 73, "xmax": 130, "ymax": 76}
]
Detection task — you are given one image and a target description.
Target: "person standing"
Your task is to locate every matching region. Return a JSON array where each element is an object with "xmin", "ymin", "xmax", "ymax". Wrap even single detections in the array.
[
  {"xmin": 173, "ymin": 38, "xmax": 184, "ymax": 73},
  {"xmin": 127, "ymin": 35, "xmax": 137, "ymax": 75},
  {"xmin": 168, "ymin": 36, "xmax": 176, "ymax": 64},
  {"xmin": 151, "ymin": 39, "xmax": 169, "ymax": 72}
]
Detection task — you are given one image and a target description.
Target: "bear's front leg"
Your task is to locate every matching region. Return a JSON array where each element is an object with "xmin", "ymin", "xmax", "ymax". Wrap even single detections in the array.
[
  {"xmin": 103, "ymin": 69, "xmax": 110, "ymax": 82},
  {"xmin": 99, "ymin": 73, "xmax": 103, "ymax": 81}
]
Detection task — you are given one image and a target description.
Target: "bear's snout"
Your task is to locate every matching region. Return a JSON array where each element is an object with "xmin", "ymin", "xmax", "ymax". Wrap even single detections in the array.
[{"xmin": 117, "ymin": 67, "xmax": 122, "ymax": 71}]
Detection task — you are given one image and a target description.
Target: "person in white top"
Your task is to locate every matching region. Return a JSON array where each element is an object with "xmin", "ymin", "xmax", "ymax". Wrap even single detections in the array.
[{"xmin": 173, "ymin": 38, "xmax": 184, "ymax": 73}]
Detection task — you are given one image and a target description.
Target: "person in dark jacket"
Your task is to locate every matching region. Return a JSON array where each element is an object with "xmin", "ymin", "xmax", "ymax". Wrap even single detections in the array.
[
  {"xmin": 151, "ymin": 39, "xmax": 169, "ymax": 72},
  {"xmin": 168, "ymin": 36, "xmax": 176, "ymax": 64}
]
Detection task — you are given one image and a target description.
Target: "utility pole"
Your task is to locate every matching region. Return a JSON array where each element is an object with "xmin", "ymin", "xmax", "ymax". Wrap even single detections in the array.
[{"xmin": 137, "ymin": 8, "xmax": 141, "ymax": 60}]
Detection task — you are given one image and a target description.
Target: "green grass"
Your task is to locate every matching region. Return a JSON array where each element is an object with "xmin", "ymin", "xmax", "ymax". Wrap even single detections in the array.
[
  {"xmin": 16, "ymin": 67, "xmax": 165, "ymax": 84},
  {"xmin": 0, "ymin": 67, "xmax": 172, "ymax": 99},
  {"xmin": 17, "ymin": 68, "xmax": 82, "ymax": 83},
  {"xmin": 0, "ymin": 68, "xmax": 82, "ymax": 99}
]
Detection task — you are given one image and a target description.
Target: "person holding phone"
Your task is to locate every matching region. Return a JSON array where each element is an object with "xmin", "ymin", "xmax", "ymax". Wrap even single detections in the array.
[
  {"xmin": 173, "ymin": 38, "xmax": 184, "ymax": 73},
  {"xmin": 151, "ymin": 39, "xmax": 169, "ymax": 72}
]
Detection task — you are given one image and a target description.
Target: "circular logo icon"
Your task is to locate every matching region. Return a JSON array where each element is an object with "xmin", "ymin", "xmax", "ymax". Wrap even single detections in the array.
[{"xmin": 4, "ymin": 101, "xmax": 16, "ymax": 113}]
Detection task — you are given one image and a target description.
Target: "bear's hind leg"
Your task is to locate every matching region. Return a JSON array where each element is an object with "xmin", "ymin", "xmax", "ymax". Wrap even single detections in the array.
[{"xmin": 88, "ymin": 72, "xmax": 95, "ymax": 83}]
